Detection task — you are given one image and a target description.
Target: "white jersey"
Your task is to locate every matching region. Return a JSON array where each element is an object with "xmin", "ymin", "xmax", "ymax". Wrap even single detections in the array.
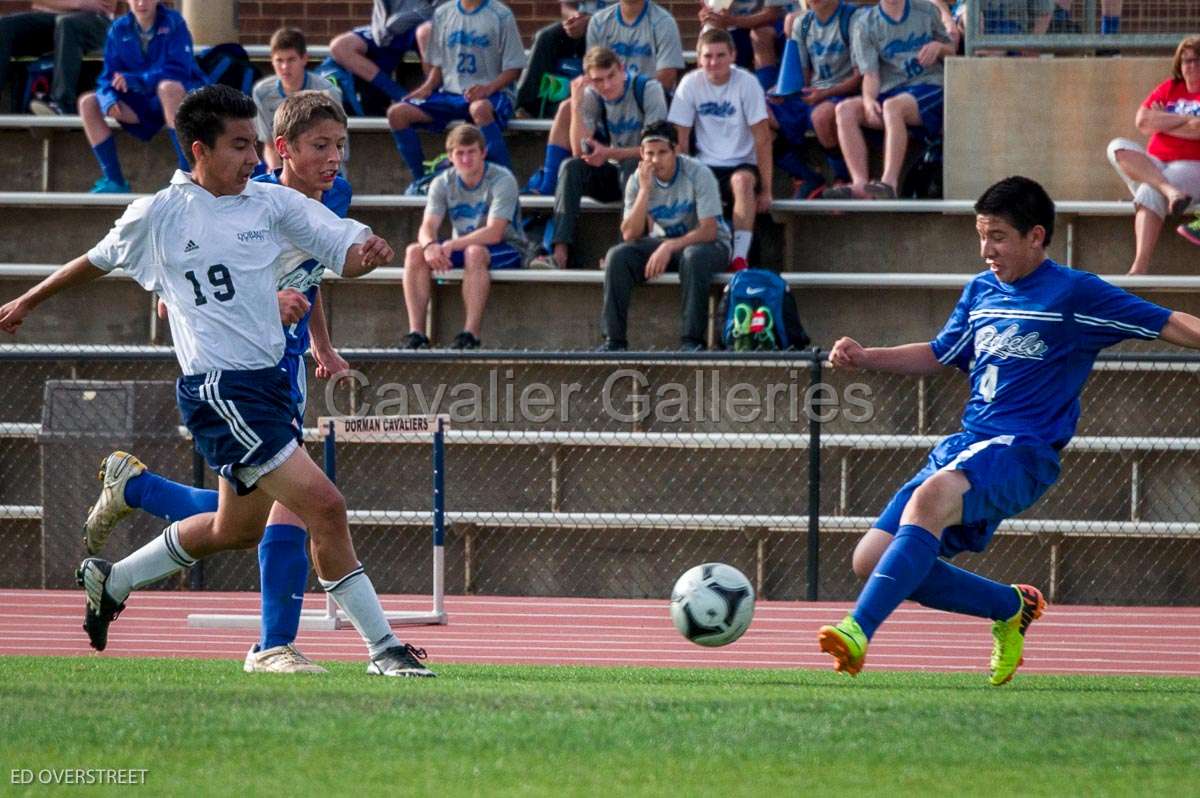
[
  {"xmin": 667, "ymin": 67, "xmax": 768, "ymax": 167},
  {"xmin": 87, "ymin": 171, "xmax": 369, "ymax": 376}
]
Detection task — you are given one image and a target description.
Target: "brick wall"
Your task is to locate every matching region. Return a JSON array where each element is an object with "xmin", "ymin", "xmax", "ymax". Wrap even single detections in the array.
[
  {"xmin": 0, "ymin": 0, "xmax": 703, "ymax": 47},
  {"xmin": 235, "ymin": 0, "xmax": 703, "ymax": 46}
]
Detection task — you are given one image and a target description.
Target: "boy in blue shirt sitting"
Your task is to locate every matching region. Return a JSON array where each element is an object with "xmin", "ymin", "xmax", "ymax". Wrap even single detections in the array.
[{"xmin": 77, "ymin": 0, "xmax": 206, "ymax": 192}]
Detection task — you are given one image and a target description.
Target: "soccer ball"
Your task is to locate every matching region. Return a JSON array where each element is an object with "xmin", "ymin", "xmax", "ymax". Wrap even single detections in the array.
[{"xmin": 669, "ymin": 563, "xmax": 755, "ymax": 647}]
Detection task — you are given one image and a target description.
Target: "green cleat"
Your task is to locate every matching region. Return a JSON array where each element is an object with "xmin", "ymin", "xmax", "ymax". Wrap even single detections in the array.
[
  {"xmin": 989, "ymin": 584, "xmax": 1046, "ymax": 686},
  {"xmin": 817, "ymin": 615, "xmax": 868, "ymax": 676}
]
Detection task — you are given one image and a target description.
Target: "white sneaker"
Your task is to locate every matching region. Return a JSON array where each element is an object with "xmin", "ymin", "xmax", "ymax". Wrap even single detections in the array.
[
  {"xmin": 83, "ymin": 451, "xmax": 146, "ymax": 555},
  {"xmin": 367, "ymin": 643, "xmax": 435, "ymax": 677},
  {"xmin": 243, "ymin": 643, "xmax": 328, "ymax": 674}
]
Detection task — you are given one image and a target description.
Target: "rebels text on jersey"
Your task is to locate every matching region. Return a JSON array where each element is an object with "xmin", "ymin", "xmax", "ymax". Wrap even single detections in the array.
[
  {"xmin": 930, "ymin": 260, "xmax": 1171, "ymax": 448},
  {"xmin": 254, "ymin": 171, "xmax": 353, "ymax": 357},
  {"xmin": 87, "ymin": 171, "xmax": 369, "ymax": 375}
]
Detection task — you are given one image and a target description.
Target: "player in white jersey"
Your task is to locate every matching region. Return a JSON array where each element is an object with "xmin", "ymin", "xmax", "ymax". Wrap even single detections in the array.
[{"xmin": 0, "ymin": 85, "xmax": 434, "ymax": 678}]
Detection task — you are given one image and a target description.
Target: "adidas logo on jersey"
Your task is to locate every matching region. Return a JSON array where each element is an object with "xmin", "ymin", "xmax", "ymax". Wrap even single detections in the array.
[{"xmin": 184, "ymin": 240, "xmax": 199, "ymax": 253}]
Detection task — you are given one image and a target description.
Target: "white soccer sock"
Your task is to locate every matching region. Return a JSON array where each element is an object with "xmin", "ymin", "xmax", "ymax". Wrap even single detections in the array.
[
  {"xmin": 732, "ymin": 231, "xmax": 752, "ymax": 261},
  {"xmin": 107, "ymin": 522, "xmax": 196, "ymax": 602},
  {"xmin": 319, "ymin": 567, "xmax": 398, "ymax": 657}
]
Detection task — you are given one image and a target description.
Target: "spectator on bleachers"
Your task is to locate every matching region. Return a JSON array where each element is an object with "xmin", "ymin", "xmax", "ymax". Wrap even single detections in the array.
[
  {"xmin": 0, "ymin": 1, "xmax": 114, "ymax": 116},
  {"xmin": 586, "ymin": 0, "xmax": 685, "ymax": 93},
  {"xmin": 1107, "ymin": 35, "xmax": 1200, "ymax": 274},
  {"xmin": 599, "ymin": 121, "xmax": 731, "ymax": 351},
  {"xmin": 253, "ymin": 28, "xmax": 343, "ymax": 174},
  {"xmin": 770, "ymin": 0, "xmax": 862, "ymax": 198},
  {"xmin": 698, "ymin": 0, "xmax": 791, "ymax": 92},
  {"xmin": 387, "ymin": 0, "xmax": 526, "ymax": 185},
  {"xmin": 515, "ymin": 1, "xmax": 605, "ymax": 118},
  {"xmin": 668, "ymin": 27, "xmax": 771, "ymax": 271},
  {"xmin": 401, "ymin": 124, "xmax": 530, "ymax": 350},
  {"xmin": 77, "ymin": 0, "xmax": 206, "ymax": 193},
  {"xmin": 522, "ymin": 0, "xmax": 683, "ymax": 197},
  {"xmin": 328, "ymin": 0, "xmax": 436, "ymax": 106},
  {"xmin": 822, "ymin": 0, "xmax": 952, "ymax": 200},
  {"xmin": 530, "ymin": 46, "xmax": 668, "ymax": 270}
]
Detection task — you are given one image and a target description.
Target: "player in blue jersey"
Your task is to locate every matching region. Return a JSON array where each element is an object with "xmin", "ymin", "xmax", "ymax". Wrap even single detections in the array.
[
  {"xmin": 78, "ymin": 92, "xmax": 357, "ymax": 674},
  {"xmin": 818, "ymin": 176, "xmax": 1200, "ymax": 685}
]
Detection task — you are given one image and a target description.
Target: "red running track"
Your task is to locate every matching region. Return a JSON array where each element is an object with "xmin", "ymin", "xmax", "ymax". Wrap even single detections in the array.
[{"xmin": 2, "ymin": 590, "xmax": 1199, "ymax": 677}]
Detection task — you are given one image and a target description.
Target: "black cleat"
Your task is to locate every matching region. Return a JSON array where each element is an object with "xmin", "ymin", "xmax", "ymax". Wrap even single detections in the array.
[
  {"xmin": 367, "ymin": 643, "xmax": 436, "ymax": 677},
  {"xmin": 450, "ymin": 330, "xmax": 481, "ymax": 350},
  {"xmin": 76, "ymin": 558, "xmax": 125, "ymax": 652},
  {"xmin": 401, "ymin": 331, "xmax": 431, "ymax": 350}
]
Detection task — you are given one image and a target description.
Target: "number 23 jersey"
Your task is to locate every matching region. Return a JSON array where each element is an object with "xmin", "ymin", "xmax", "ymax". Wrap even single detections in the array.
[
  {"xmin": 86, "ymin": 170, "xmax": 369, "ymax": 376},
  {"xmin": 930, "ymin": 260, "xmax": 1171, "ymax": 448}
]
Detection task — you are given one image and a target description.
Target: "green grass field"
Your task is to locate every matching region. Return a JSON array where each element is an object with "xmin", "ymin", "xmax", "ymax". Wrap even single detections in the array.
[{"xmin": 2, "ymin": 657, "xmax": 1198, "ymax": 796}]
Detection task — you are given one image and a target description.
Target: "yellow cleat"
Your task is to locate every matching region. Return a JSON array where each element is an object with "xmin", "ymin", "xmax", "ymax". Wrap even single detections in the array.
[
  {"xmin": 818, "ymin": 615, "xmax": 868, "ymax": 676},
  {"xmin": 989, "ymin": 584, "xmax": 1046, "ymax": 686}
]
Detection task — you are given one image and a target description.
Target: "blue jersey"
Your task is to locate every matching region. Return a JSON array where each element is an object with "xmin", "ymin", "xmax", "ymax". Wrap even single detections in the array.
[
  {"xmin": 95, "ymin": 4, "xmax": 206, "ymax": 109},
  {"xmin": 252, "ymin": 171, "xmax": 353, "ymax": 357},
  {"xmin": 930, "ymin": 260, "xmax": 1171, "ymax": 448}
]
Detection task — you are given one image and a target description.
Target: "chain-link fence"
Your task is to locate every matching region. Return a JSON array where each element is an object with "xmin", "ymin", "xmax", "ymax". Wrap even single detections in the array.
[
  {"xmin": 2, "ymin": 346, "xmax": 1199, "ymax": 605},
  {"xmin": 964, "ymin": 0, "xmax": 1198, "ymax": 54}
]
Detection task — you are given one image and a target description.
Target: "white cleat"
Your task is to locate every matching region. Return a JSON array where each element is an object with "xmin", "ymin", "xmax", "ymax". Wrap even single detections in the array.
[
  {"xmin": 243, "ymin": 643, "xmax": 328, "ymax": 674},
  {"xmin": 83, "ymin": 451, "xmax": 146, "ymax": 555},
  {"xmin": 367, "ymin": 643, "xmax": 436, "ymax": 677}
]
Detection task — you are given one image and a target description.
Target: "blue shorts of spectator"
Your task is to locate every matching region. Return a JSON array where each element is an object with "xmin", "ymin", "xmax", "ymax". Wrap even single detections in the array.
[
  {"xmin": 447, "ymin": 242, "xmax": 523, "ymax": 270},
  {"xmin": 353, "ymin": 24, "xmax": 421, "ymax": 74},
  {"xmin": 878, "ymin": 83, "xmax": 944, "ymax": 136},
  {"xmin": 404, "ymin": 90, "xmax": 515, "ymax": 131}
]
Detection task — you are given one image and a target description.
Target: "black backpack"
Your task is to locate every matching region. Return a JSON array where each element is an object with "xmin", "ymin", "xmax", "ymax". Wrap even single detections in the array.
[{"xmin": 197, "ymin": 43, "xmax": 262, "ymax": 96}]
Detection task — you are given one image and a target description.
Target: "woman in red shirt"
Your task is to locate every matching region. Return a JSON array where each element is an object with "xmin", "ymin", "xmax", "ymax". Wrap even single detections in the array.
[{"xmin": 1106, "ymin": 35, "xmax": 1200, "ymax": 274}]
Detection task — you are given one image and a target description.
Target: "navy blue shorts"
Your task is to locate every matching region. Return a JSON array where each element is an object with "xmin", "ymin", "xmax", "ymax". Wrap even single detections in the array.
[
  {"xmin": 878, "ymin": 83, "xmax": 944, "ymax": 136},
  {"xmin": 447, "ymin": 242, "xmax": 523, "ymax": 269},
  {"xmin": 101, "ymin": 90, "xmax": 165, "ymax": 142},
  {"xmin": 354, "ymin": 24, "xmax": 421, "ymax": 75},
  {"xmin": 404, "ymin": 90, "xmax": 515, "ymax": 131},
  {"xmin": 279, "ymin": 352, "xmax": 307, "ymax": 428},
  {"xmin": 872, "ymin": 431, "xmax": 1061, "ymax": 557},
  {"xmin": 177, "ymin": 366, "xmax": 302, "ymax": 495}
]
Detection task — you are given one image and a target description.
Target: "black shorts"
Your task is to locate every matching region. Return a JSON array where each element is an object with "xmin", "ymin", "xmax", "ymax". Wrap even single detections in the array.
[{"xmin": 708, "ymin": 164, "xmax": 761, "ymax": 205}]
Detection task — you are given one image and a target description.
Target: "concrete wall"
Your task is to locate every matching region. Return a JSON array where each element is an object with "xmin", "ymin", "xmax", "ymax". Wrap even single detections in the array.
[{"xmin": 945, "ymin": 56, "xmax": 1172, "ymax": 201}]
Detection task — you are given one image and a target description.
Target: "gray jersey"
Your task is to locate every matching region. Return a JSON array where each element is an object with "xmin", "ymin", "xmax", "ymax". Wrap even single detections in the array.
[
  {"xmin": 371, "ymin": 0, "xmax": 440, "ymax": 46},
  {"xmin": 623, "ymin": 155, "xmax": 732, "ymax": 253},
  {"xmin": 427, "ymin": 163, "xmax": 529, "ymax": 254},
  {"xmin": 794, "ymin": 4, "xmax": 860, "ymax": 90},
  {"xmin": 427, "ymin": 0, "xmax": 527, "ymax": 97},
  {"xmin": 851, "ymin": 0, "xmax": 950, "ymax": 94},
  {"xmin": 728, "ymin": 0, "xmax": 792, "ymax": 19},
  {"xmin": 586, "ymin": 2, "xmax": 684, "ymax": 80},
  {"xmin": 580, "ymin": 73, "xmax": 668, "ymax": 155},
  {"xmin": 251, "ymin": 72, "xmax": 343, "ymax": 144}
]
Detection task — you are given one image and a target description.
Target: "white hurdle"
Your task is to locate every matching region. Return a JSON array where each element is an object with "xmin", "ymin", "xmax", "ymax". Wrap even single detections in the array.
[{"xmin": 187, "ymin": 415, "xmax": 449, "ymax": 631}]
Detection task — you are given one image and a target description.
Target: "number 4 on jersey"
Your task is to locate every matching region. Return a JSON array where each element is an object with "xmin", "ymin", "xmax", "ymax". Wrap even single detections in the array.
[{"xmin": 979, "ymin": 363, "xmax": 999, "ymax": 403}]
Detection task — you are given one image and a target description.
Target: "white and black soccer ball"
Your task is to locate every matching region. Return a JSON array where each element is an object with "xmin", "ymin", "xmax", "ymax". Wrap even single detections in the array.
[{"xmin": 669, "ymin": 563, "xmax": 755, "ymax": 647}]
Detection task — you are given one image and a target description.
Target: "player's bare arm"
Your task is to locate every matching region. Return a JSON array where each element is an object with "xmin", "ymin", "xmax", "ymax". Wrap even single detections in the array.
[
  {"xmin": 1159, "ymin": 311, "xmax": 1200, "ymax": 348},
  {"xmin": 0, "ymin": 254, "xmax": 106, "ymax": 334},
  {"xmin": 341, "ymin": 234, "xmax": 394, "ymax": 278},
  {"xmin": 828, "ymin": 338, "xmax": 945, "ymax": 375}
]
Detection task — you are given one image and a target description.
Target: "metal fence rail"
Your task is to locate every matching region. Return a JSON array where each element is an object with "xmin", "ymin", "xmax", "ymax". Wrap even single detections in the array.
[
  {"xmin": 1, "ymin": 346, "xmax": 1198, "ymax": 605},
  {"xmin": 965, "ymin": 0, "xmax": 1197, "ymax": 54}
]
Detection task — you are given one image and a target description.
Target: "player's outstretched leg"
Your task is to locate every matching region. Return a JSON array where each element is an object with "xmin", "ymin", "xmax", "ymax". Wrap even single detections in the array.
[
  {"xmin": 76, "ymin": 557, "xmax": 126, "ymax": 651},
  {"xmin": 83, "ymin": 451, "xmax": 145, "ymax": 554},
  {"xmin": 989, "ymin": 584, "xmax": 1046, "ymax": 686},
  {"xmin": 817, "ymin": 615, "xmax": 869, "ymax": 676}
]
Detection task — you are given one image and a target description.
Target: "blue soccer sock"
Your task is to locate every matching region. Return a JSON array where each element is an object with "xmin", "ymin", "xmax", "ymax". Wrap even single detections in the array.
[
  {"xmin": 852, "ymin": 524, "xmax": 941, "ymax": 640},
  {"xmin": 1101, "ymin": 15, "xmax": 1120, "ymax": 34},
  {"xmin": 480, "ymin": 121, "xmax": 512, "ymax": 170},
  {"xmin": 391, "ymin": 128, "xmax": 426, "ymax": 179},
  {"xmin": 123, "ymin": 471, "xmax": 218, "ymax": 522},
  {"xmin": 370, "ymin": 70, "xmax": 407, "ymax": 102},
  {"xmin": 91, "ymin": 135, "xmax": 124, "ymax": 185},
  {"xmin": 258, "ymin": 524, "xmax": 310, "ymax": 650},
  {"xmin": 755, "ymin": 65, "xmax": 779, "ymax": 93},
  {"xmin": 910, "ymin": 559, "xmax": 1022, "ymax": 621},
  {"xmin": 538, "ymin": 144, "xmax": 569, "ymax": 194},
  {"xmin": 166, "ymin": 127, "xmax": 190, "ymax": 172}
]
